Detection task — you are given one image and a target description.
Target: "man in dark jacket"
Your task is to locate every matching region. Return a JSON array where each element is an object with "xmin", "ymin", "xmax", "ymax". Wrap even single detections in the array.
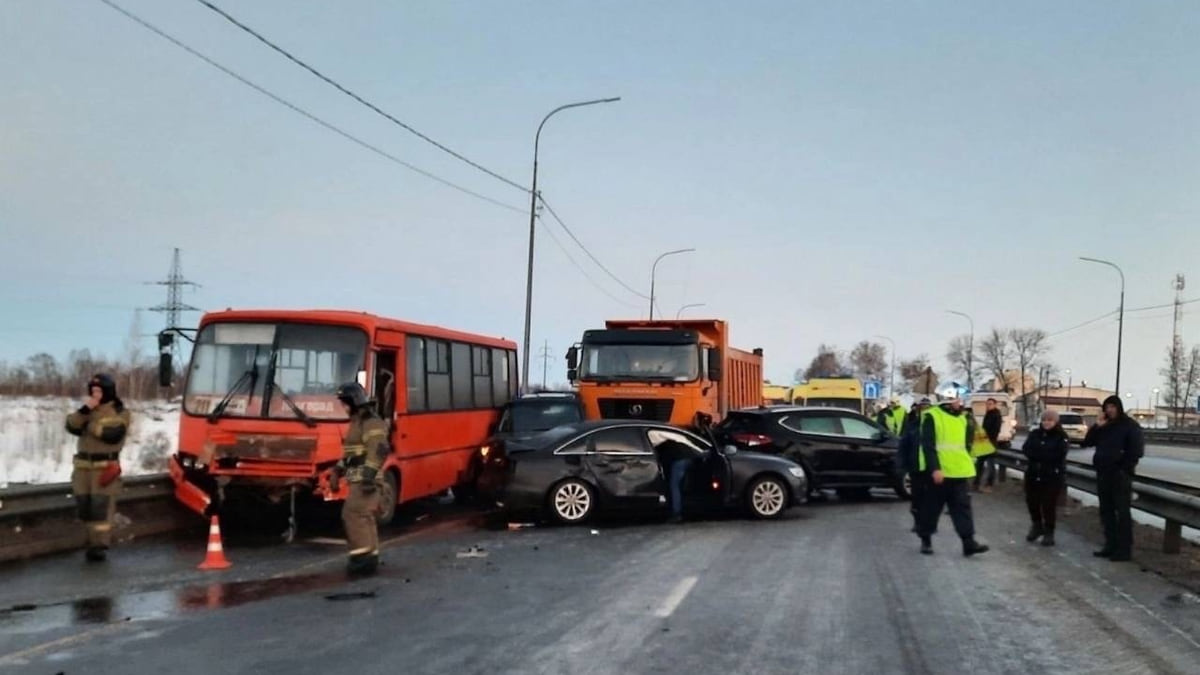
[
  {"xmin": 974, "ymin": 398, "xmax": 1003, "ymax": 492},
  {"xmin": 900, "ymin": 398, "xmax": 931, "ymax": 533},
  {"xmin": 1082, "ymin": 395, "xmax": 1144, "ymax": 562}
]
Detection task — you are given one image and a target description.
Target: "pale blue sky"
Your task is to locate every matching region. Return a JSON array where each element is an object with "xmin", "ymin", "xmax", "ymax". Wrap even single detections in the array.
[{"xmin": 2, "ymin": 0, "xmax": 1198, "ymax": 404}]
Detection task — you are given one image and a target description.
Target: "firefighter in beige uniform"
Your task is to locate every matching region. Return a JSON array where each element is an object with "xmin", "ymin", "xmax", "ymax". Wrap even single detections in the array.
[
  {"xmin": 65, "ymin": 374, "xmax": 131, "ymax": 562},
  {"xmin": 332, "ymin": 383, "xmax": 390, "ymax": 575}
]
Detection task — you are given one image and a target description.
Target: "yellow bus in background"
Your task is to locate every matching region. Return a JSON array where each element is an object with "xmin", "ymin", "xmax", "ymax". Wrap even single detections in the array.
[
  {"xmin": 790, "ymin": 377, "xmax": 864, "ymax": 414},
  {"xmin": 762, "ymin": 382, "xmax": 791, "ymax": 406}
]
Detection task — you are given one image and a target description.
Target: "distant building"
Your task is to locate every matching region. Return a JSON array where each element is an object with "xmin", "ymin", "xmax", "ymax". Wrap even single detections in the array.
[{"xmin": 1017, "ymin": 386, "xmax": 1115, "ymax": 426}]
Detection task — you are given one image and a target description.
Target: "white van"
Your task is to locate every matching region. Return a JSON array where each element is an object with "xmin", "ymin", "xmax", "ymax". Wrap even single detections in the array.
[{"xmin": 968, "ymin": 393, "xmax": 1018, "ymax": 448}]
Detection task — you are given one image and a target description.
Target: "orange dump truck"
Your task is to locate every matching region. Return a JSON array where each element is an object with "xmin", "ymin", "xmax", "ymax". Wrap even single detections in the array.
[{"xmin": 566, "ymin": 319, "xmax": 762, "ymax": 426}]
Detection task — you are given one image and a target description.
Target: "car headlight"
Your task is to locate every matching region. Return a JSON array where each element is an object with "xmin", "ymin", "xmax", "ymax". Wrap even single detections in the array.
[{"xmin": 787, "ymin": 466, "xmax": 805, "ymax": 479}]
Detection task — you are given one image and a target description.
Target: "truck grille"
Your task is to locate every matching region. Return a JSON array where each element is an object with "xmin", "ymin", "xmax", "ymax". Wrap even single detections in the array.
[{"xmin": 597, "ymin": 398, "xmax": 674, "ymax": 422}]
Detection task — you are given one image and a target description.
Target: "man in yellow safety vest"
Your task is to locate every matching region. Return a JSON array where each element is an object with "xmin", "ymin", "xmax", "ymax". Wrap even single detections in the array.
[
  {"xmin": 877, "ymin": 397, "xmax": 907, "ymax": 436},
  {"xmin": 917, "ymin": 382, "xmax": 990, "ymax": 557}
]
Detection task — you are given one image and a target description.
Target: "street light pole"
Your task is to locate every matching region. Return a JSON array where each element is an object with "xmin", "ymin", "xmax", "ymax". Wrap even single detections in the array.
[
  {"xmin": 946, "ymin": 310, "xmax": 975, "ymax": 391},
  {"xmin": 873, "ymin": 334, "xmax": 896, "ymax": 398},
  {"xmin": 1079, "ymin": 257, "xmax": 1126, "ymax": 394},
  {"xmin": 520, "ymin": 96, "xmax": 620, "ymax": 393},
  {"xmin": 676, "ymin": 303, "xmax": 706, "ymax": 319},
  {"xmin": 1065, "ymin": 369, "xmax": 1072, "ymax": 414},
  {"xmin": 649, "ymin": 248, "xmax": 696, "ymax": 320}
]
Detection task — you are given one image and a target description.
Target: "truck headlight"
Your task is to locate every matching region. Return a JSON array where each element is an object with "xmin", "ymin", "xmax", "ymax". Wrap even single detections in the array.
[{"xmin": 788, "ymin": 466, "xmax": 805, "ymax": 479}]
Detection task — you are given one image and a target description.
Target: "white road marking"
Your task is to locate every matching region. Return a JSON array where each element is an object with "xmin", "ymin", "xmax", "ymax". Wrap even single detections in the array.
[{"xmin": 654, "ymin": 576, "xmax": 698, "ymax": 618}]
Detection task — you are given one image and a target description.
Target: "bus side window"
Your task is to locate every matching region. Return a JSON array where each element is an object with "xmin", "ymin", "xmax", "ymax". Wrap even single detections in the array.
[{"xmin": 375, "ymin": 349, "xmax": 397, "ymax": 419}]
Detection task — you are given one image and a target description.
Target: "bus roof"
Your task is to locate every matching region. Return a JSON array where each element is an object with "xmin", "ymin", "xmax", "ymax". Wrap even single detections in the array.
[{"xmin": 198, "ymin": 309, "xmax": 517, "ymax": 349}]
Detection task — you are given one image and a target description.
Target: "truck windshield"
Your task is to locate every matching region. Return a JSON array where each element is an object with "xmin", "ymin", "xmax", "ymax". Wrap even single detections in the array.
[
  {"xmin": 184, "ymin": 322, "xmax": 368, "ymax": 421},
  {"xmin": 579, "ymin": 344, "xmax": 699, "ymax": 381}
]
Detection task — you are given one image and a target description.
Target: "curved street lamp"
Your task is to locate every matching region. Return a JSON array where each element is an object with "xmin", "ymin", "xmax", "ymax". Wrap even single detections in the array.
[
  {"xmin": 946, "ymin": 310, "xmax": 975, "ymax": 391},
  {"xmin": 676, "ymin": 303, "xmax": 706, "ymax": 319},
  {"xmin": 649, "ymin": 248, "xmax": 696, "ymax": 320},
  {"xmin": 520, "ymin": 96, "xmax": 620, "ymax": 392},
  {"xmin": 1079, "ymin": 257, "xmax": 1125, "ymax": 394}
]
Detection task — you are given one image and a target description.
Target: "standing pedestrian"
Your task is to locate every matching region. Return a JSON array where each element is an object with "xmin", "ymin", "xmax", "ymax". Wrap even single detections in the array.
[
  {"xmin": 1083, "ymin": 395, "xmax": 1144, "ymax": 562},
  {"xmin": 973, "ymin": 398, "xmax": 1002, "ymax": 492},
  {"xmin": 878, "ymin": 397, "xmax": 907, "ymax": 436},
  {"xmin": 917, "ymin": 382, "xmax": 989, "ymax": 557},
  {"xmin": 331, "ymin": 382, "xmax": 390, "ymax": 575},
  {"xmin": 1022, "ymin": 410, "xmax": 1070, "ymax": 546},
  {"xmin": 65, "ymin": 374, "xmax": 131, "ymax": 562},
  {"xmin": 900, "ymin": 398, "xmax": 932, "ymax": 533}
]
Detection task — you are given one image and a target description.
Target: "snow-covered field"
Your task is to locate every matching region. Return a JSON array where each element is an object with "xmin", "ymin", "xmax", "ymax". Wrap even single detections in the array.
[{"xmin": 0, "ymin": 396, "xmax": 179, "ymax": 486}]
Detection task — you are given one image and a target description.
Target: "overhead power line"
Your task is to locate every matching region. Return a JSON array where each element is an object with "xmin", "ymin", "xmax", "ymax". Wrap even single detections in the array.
[
  {"xmin": 96, "ymin": 0, "xmax": 523, "ymax": 213},
  {"xmin": 537, "ymin": 195, "xmax": 650, "ymax": 300},
  {"xmin": 538, "ymin": 211, "xmax": 639, "ymax": 308},
  {"xmin": 1047, "ymin": 310, "xmax": 1118, "ymax": 339},
  {"xmin": 192, "ymin": 0, "xmax": 529, "ymax": 193}
]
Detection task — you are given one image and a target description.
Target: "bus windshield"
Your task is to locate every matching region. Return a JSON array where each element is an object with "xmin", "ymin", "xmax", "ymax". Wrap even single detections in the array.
[
  {"xmin": 579, "ymin": 343, "xmax": 700, "ymax": 381},
  {"xmin": 184, "ymin": 322, "xmax": 368, "ymax": 421}
]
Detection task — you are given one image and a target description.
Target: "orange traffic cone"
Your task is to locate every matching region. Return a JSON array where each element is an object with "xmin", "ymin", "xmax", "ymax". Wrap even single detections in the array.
[{"xmin": 198, "ymin": 515, "xmax": 232, "ymax": 570}]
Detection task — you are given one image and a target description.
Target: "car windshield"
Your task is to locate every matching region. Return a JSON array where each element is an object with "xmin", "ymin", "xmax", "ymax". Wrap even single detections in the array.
[
  {"xmin": 184, "ymin": 322, "xmax": 367, "ymax": 421},
  {"xmin": 579, "ymin": 343, "xmax": 699, "ymax": 381},
  {"xmin": 1059, "ymin": 413, "xmax": 1084, "ymax": 425},
  {"xmin": 509, "ymin": 400, "xmax": 583, "ymax": 432}
]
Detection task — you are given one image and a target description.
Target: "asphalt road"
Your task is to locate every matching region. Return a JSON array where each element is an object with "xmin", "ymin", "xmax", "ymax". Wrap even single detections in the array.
[
  {"xmin": 1068, "ymin": 442, "xmax": 1200, "ymax": 488},
  {"xmin": 3, "ymin": 491, "xmax": 1200, "ymax": 674}
]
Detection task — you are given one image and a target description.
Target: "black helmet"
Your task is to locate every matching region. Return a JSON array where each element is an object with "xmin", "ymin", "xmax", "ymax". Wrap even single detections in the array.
[
  {"xmin": 336, "ymin": 382, "xmax": 370, "ymax": 410},
  {"xmin": 88, "ymin": 373, "xmax": 118, "ymax": 403}
]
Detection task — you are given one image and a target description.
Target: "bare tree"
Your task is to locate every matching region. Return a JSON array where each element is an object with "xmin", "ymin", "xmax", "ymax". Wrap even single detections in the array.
[
  {"xmin": 1161, "ymin": 343, "xmax": 1200, "ymax": 426},
  {"xmin": 911, "ymin": 366, "xmax": 940, "ymax": 396},
  {"xmin": 849, "ymin": 341, "xmax": 888, "ymax": 381},
  {"xmin": 976, "ymin": 328, "xmax": 1012, "ymax": 392},
  {"xmin": 1010, "ymin": 328, "xmax": 1050, "ymax": 421},
  {"xmin": 945, "ymin": 335, "xmax": 978, "ymax": 384},
  {"xmin": 804, "ymin": 344, "xmax": 845, "ymax": 380},
  {"xmin": 898, "ymin": 356, "xmax": 933, "ymax": 394}
]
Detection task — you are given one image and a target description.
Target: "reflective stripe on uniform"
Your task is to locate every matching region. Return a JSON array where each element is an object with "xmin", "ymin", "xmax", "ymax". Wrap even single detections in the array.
[
  {"xmin": 348, "ymin": 546, "xmax": 374, "ymax": 556},
  {"xmin": 73, "ymin": 457, "xmax": 118, "ymax": 469},
  {"xmin": 89, "ymin": 522, "xmax": 113, "ymax": 532}
]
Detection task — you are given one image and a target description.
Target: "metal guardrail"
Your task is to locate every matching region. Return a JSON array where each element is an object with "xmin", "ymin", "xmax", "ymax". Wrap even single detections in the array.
[
  {"xmin": 0, "ymin": 473, "xmax": 173, "ymax": 520},
  {"xmin": 1143, "ymin": 429, "xmax": 1200, "ymax": 446},
  {"xmin": 994, "ymin": 450, "xmax": 1200, "ymax": 554}
]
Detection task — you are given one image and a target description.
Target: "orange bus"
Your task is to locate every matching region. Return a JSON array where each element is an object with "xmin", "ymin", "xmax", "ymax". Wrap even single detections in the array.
[{"xmin": 161, "ymin": 309, "xmax": 517, "ymax": 533}]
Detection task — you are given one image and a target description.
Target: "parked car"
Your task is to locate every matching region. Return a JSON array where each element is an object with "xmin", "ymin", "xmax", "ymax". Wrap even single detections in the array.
[
  {"xmin": 714, "ymin": 406, "xmax": 907, "ymax": 500},
  {"xmin": 1058, "ymin": 412, "xmax": 1088, "ymax": 445},
  {"xmin": 478, "ymin": 420, "xmax": 807, "ymax": 524}
]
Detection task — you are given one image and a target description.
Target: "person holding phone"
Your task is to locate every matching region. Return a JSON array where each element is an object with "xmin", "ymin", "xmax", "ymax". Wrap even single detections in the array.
[
  {"xmin": 65, "ymin": 374, "xmax": 131, "ymax": 562},
  {"xmin": 1082, "ymin": 395, "xmax": 1144, "ymax": 562}
]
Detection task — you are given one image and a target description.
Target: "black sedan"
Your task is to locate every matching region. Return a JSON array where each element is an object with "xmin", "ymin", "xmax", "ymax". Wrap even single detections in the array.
[
  {"xmin": 478, "ymin": 420, "xmax": 807, "ymax": 524},
  {"xmin": 715, "ymin": 406, "xmax": 908, "ymax": 500}
]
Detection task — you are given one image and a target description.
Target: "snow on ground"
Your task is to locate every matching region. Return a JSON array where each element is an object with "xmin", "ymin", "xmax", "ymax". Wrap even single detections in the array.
[{"xmin": 0, "ymin": 396, "xmax": 179, "ymax": 486}]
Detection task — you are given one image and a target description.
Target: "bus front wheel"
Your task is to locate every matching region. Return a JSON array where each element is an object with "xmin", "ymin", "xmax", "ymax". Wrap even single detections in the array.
[{"xmin": 376, "ymin": 470, "xmax": 399, "ymax": 525}]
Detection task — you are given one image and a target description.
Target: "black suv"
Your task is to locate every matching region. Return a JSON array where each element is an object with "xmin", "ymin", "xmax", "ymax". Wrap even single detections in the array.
[
  {"xmin": 714, "ymin": 406, "xmax": 907, "ymax": 500},
  {"xmin": 492, "ymin": 392, "xmax": 586, "ymax": 442}
]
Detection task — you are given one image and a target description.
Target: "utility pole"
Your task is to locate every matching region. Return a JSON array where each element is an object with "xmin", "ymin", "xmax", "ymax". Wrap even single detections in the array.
[
  {"xmin": 1172, "ymin": 274, "xmax": 1186, "ymax": 426},
  {"xmin": 537, "ymin": 340, "xmax": 552, "ymax": 390}
]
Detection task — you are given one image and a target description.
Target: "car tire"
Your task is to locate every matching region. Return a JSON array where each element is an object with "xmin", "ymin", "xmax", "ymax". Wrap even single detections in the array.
[
  {"xmin": 375, "ymin": 470, "xmax": 399, "ymax": 525},
  {"xmin": 746, "ymin": 475, "xmax": 789, "ymax": 520},
  {"xmin": 894, "ymin": 472, "xmax": 912, "ymax": 501},
  {"xmin": 548, "ymin": 479, "xmax": 596, "ymax": 525}
]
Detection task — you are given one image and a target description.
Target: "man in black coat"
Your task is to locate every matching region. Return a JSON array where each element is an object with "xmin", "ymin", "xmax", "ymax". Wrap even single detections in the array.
[{"xmin": 1082, "ymin": 395, "xmax": 1145, "ymax": 562}]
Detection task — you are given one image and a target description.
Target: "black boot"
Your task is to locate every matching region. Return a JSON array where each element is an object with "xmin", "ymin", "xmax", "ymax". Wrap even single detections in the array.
[
  {"xmin": 963, "ymin": 539, "xmax": 990, "ymax": 557},
  {"xmin": 1093, "ymin": 548, "xmax": 1113, "ymax": 558},
  {"xmin": 920, "ymin": 537, "xmax": 933, "ymax": 555},
  {"xmin": 347, "ymin": 553, "xmax": 379, "ymax": 576},
  {"xmin": 1041, "ymin": 532, "xmax": 1055, "ymax": 547},
  {"xmin": 1025, "ymin": 524, "xmax": 1043, "ymax": 542},
  {"xmin": 84, "ymin": 547, "xmax": 107, "ymax": 563}
]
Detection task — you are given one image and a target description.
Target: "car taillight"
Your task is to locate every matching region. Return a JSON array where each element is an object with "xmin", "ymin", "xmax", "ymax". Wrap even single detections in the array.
[{"xmin": 732, "ymin": 432, "xmax": 772, "ymax": 447}]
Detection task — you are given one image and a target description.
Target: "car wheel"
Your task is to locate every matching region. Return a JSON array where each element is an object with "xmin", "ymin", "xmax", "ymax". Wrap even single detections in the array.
[
  {"xmin": 375, "ymin": 470, "xmax": 398, "ymax": 525},
  {"xmin": 746, "ymin": 475, "xmax": 788, "ymax": 519},
  {"xmin": 549, "ymin": 479, "xmax": 596, "ymax": 525},
  {"xmin": 894, "ymin": 472, "xmax": 912, "ymax": 500}
]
